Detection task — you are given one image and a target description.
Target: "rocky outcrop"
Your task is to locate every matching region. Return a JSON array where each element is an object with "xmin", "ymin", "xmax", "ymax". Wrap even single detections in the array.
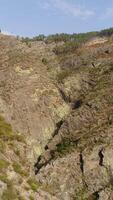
[
  {"xmin": 34, "ymin": 40, "xmax": 113, "ymax": 199},
  {"xmin": 1, "ymin": 34, "xmax": 113, "ymax": 199},
  {"xmin": 0, "ymin": 35, "xmax": 70, "ymax": 163}
]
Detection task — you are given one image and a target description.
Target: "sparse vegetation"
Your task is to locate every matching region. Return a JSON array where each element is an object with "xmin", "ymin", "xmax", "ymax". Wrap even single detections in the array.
[
  {"xmin": 0, "ymin": 159, "xmax": 9, "ymax": 170},
  {"xmin": 27, "ymin": 178, "xmax": 41, "ymax": 191},
  {"xmin": 0, "ymin": 116, "xmax": 14, "ymax": 140},
  {"xmin": 53, "ymin": 41, "xmax": 79, "ymax": 55},
  {"xmin": 0, "ymin": 115, "xmax": 25, "ymax": 144},
  {"xmin": 0, "ymin": 175, "xmax": 9, "ymax": 183},
  {"xmin": 56, "ymin": 69, "xmax": 73, "ymax": 82},
  {"xmin": 13, "ymin": 162, "xmax": 28, "ymax": 177},
  {"xmin": 99, "ymin": 27, "xmax": 113, "ymax": 37},
  {"xmin": 2, "ymin": 183, "xmax": 18, "ymax": 200},
  {"xmin": 1, "ymin": 26, "xmax": 113, "ymax": 200},
  {"xmin": 73, "ymin": 188, "xmax": 88, "ymax": 200},
  {"xmin": 29, "ymin": 196, "xmax": 35, "ymax": 200},
  {"xmin": 56, "ymin": 138, "xmax": 76, "ymax": 155},
  {"xmin": 13, "ymin": 162, "xmax": 22, "ymax": 173}
]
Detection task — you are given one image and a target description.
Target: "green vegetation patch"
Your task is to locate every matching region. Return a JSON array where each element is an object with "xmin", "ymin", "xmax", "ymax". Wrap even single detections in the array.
[
  {"xmin": 56, "ymin": 69, "xmax": 73, "ymax": 83},
  {"xmin": 29, "ymin": 196, "xmax": 35, "ymax": 200},
  {"xmin": 0, "ymin": 175, "xmax": 9, "ymax": 183},
  {"xmin": 0, "ymin": 139, "xmax": 6, "ymax": 152},
  {"xmin": 0, "ymin": 116, "xmax": 14, "ymax": 140},
  {"xmin": 27, "ymin": 178, "xmax": 41, "ymax": 192},
  {"xmin": 57, "ymin": 138, "xmax": 76, "ymax": 155},
  {"xmin": 13, "ymin": 162, "xmax": 22, "ymax": 173},
  {"xmin": 13, "ymin": 162, "xmax": 28, "ymax": 177},
  {"xmin": 73, "ymin": 188, "xmax": 88, "ymax": 200},
  {"xmin": 99, "ymin": 27, "xmax": 113, "ymax": 37},
  {"xmin": 0, "ymin": 159, "xmax": 9, "ymax": 170},
  {"xmin": 0, "ymin": 116, "xmax": 25, "ymax": 143}
]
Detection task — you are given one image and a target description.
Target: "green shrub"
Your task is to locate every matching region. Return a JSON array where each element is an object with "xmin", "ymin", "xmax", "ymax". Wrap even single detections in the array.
[
  {"xmin": 13, "ymin": 162, "xmax": 22, "ymax": 173},
  {"xmin": 21, "ymin": 31, "xmax": 98, "ymax": 46},
  {"xmin": 27, "ymin": 178, "xmax": 41, "ymax": 191},
  {"xmin": 99, "ymin": 27, "xmax": 113, "ymax": 37},
  {"xmin": 33, "ymin": 34, "xmax": 45, "ymax": 41},
  {"xmin": 13, "ymin": 162, "xmax": 28, "ymax": 177},
  {"xmin": 57, "ymin": 138, "xmax": 75, "ymax": 155}
]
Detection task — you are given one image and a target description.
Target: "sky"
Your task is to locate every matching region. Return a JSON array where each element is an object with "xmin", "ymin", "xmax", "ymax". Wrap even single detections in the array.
[{"xmin": 0, "ymin": 0, "xmax": 113, "ymax": 37}]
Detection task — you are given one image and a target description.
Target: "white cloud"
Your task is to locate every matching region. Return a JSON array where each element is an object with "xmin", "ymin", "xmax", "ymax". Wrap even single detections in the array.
[{"xmin": 40, "ymin": 0, "xmax": 95, "ymax": 19}]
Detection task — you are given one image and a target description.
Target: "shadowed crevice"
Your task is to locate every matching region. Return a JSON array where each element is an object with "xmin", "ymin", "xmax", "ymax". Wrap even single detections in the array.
[
  {"xmin": 72, "ymin": 99, "xmax": 83, "ymax": 110},
  {"xmin": 79, "ymin": 152, "xmax": 84, "ymax": 174},
  {"xmin": 58, "ymin": 87, "xmax": 71, "ymax": 103},
  {"xmin": 98, "ymin": 149, "xmax": 104, "ymax": 166},
  {"xmin": 53, "ymin": 120, "xmax": 64, "ymax": 137},
  {"xmin": 34, "ymin": 151, "xmax": 55, "ymax": 175}
]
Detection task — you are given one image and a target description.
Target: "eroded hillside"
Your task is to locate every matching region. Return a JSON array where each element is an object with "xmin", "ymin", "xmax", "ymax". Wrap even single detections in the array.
[{"xmin": 0, "ymin": 32, "xmax": 113, "ymax": 199}]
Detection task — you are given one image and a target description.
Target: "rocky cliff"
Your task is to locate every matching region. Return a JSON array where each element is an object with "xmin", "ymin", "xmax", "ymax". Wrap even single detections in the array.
[{"xmin": 0, "ymin": 33, "xmax": 113, "ymax": 200}]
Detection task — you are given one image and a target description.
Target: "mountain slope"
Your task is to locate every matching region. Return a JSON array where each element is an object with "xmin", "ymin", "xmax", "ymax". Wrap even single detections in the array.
[{"xmin": 0, "ymin": 32, "xmax": 113, "ymax": 199}]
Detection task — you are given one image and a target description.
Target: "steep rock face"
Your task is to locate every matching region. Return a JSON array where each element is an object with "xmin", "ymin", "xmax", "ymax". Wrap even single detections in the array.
[
  {"xmin": 34, "ymin": 40, "xmax": 113, "ymax": 199},
  {"xmin": 1, "ymin": 34, "xmax": 113, "ymax": 199},
  {"xmin": 0, "ymin": 35, "xmax": 70, "ymax": 199},
  {"xmin": 0, "ymin": 35, "xmax": 69, "ymax": 162}
]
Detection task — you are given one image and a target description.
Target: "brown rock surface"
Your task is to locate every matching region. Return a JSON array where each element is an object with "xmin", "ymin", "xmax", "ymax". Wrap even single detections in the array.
[{"xmin": 1, "ymin": 34, "xmax": 113, "ymax": 199}]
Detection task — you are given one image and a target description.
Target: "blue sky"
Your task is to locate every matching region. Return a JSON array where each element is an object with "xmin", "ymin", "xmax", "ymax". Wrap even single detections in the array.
[{"xmin": 0, "ymin": 0, "xmax": 113, "ymax": 37}]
